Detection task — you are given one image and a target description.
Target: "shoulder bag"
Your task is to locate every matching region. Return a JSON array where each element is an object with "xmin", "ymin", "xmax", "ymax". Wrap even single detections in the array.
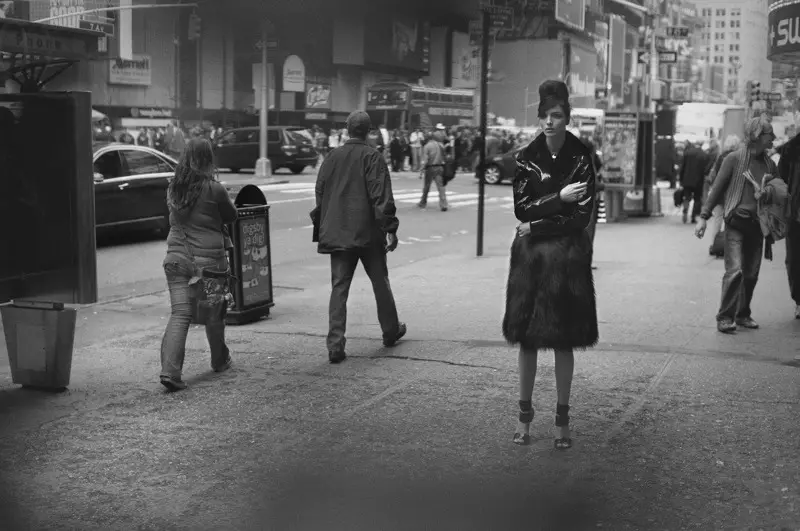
[{"xmin": 173, "ymin": 222, "xmax": 235, "ymax": 325}]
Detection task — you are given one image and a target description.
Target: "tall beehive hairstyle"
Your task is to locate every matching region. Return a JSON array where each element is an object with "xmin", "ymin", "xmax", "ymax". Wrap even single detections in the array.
[{"xmin": 537, "ymin": 80, "xmax": 571, "ymax": 120}]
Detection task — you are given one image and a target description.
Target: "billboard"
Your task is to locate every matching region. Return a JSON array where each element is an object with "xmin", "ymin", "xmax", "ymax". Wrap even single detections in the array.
[
  {"xmin": 568, "ymin": 44, "xmax": 597, "ymax": 109},
  {"xmin": 608, "ymin": 16, "xmax": 627, "ymax": 103},
  {"xmin": 364, "ymin": 11, "xmax": 431, "ymax": 72},
  {"xmin": 451, "ymin": 31, "xmax": 480, "ymax": 89},
  {"xmin": 768, "ymin": 1, "xmax": 800, "ymax": 63}
]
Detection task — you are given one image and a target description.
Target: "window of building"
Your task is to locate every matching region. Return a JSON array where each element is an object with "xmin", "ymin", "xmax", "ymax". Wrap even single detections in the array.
[
  {"xmin": 716, "ymin": 8, "xmax": 725, "ymax": 16},
  {"xmin": 715, "ymin": 56, "xmax": 723, "ymax": 63},
  {"xmin": 731, "ymin": 8, "xmax": 741, "ymax": 17},
  {"xmin": 729, "ymin": 44, "xmax": 739, "ymax": 52}
]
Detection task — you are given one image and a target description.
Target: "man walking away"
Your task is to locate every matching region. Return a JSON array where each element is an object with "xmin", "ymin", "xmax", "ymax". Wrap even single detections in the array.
[
  {"xmin": 680, "ymin": 140, "xmax": 708, "ymax": 224},
  {"xmin": 777, "ymin": 128, "xmax": 800, "ymax": 319},
  {"xmin": 165, "ymin": 120, "xmax": 186, "ymax": 160},
  {"xmin": 418, "ymin": 130, "xmax": 449, "ymax": 211},
  {"xmin": 311, "ymin": 111, "xmax": 407, "ymax": 364}
]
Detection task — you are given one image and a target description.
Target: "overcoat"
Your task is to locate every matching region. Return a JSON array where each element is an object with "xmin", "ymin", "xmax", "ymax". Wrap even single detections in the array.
[{"xmin": 502, "ymin": 132, "xmax": 599, "ymax": 351}]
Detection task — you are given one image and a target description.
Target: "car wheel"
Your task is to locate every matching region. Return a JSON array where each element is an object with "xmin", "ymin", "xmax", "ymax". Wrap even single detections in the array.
[
  {"xmin": 484, "ymin": 164, "xmax": 502, "ymax": 185},
  {"xmin": 290, "ymin": 165, "xmax": 305, "ymax": 174}
]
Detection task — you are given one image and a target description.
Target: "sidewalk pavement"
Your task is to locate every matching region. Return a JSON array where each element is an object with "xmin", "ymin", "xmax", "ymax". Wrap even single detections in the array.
[{"xmin": 1, "ymin": 212, "xmax": 799, "ymax": 531}]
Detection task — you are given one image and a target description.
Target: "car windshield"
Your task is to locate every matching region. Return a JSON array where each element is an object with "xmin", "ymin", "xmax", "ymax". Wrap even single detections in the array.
[{"xmin": 286, "ymin": 129, "xmax": 313, "ymax": 144}]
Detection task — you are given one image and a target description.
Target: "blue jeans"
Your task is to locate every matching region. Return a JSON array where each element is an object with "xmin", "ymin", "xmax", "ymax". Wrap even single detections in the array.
[
  {"xmin": 717, "ymin": 226, "xmax": 763, "ymax": 322},
  {"xmin": 160, "ymin": 256, "xmax": 230, "ymax": 379}
]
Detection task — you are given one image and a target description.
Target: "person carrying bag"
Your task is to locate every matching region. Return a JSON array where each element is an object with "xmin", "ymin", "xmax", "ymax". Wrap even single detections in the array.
[{"xmin": 159, "ymin": 138, "xmax": 238, "ymax": 391}]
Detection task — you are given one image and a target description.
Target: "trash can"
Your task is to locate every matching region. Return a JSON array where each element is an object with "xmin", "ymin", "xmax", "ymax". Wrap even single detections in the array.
[
  {"xmin": 225, "ymin": 184, "xmax": 275, "ymax": 326},
  {"xmin": 1, "ymin": 300, "xmax": 77, "ymax": 391}
]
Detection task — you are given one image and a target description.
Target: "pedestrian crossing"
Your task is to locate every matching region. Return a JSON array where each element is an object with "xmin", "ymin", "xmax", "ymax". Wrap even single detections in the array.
[{"xmin": 259, "ymin": 182, "xmax": 514, "ymax": 210}]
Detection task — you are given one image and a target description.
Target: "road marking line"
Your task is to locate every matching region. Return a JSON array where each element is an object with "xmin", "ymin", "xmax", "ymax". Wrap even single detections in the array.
[{"xmin": 265, "ymin": 196, "xmax": 316, "ymax": 205}]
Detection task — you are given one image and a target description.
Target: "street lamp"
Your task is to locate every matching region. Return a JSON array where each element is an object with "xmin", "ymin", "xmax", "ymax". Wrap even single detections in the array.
[{"xmin": 524, "ymin": 86, "xmax": 538, "ymax": 127}]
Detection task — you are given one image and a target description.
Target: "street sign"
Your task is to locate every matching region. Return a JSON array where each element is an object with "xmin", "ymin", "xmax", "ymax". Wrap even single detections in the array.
[
  {"xmin": 665, "ymin": 26, "xmax": 689, "ymax": 38},
  {"xmin": 637, "ymin": 50, "xmax": 651, "ymax": 64},
  {"xmin": 595, "ymin": 87, "xmax": 608, "ymax": 99},
  {"xmin": 480, "ymin": 2, "xmax": 514, "ymax": 29},
  {"xmin": 657, "ymin": 51, "xmax": 678, "ymax": 63},
  {"xmin": 768, "ymin": 92, "xmax": 783, "ymax": 102},
  {"xmin": 79, "ymin": 20, "xmax": 114, "ymax": 36}
]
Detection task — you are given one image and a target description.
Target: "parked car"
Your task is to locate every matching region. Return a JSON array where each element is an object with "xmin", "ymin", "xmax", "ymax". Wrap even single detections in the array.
[
  {"xmin": 213, "ymin": 126, "xmax": 318, "ymax": 174},
  {"xmin": 482, "ymin": 146, "xmax": 523, "ymax": 185},
  {"xmin": 93, "ymin": 143, "xmax": 177, "ymax": 236}
]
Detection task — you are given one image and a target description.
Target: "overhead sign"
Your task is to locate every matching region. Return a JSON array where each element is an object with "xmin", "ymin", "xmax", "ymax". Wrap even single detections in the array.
[
  {"xmin": 282, "ymin": 54, "xmax": 305, "ymax": 92},
  {"xmin": 767, "ymin": 92, "xmax": 783, "ymax": 102},
  {"xmin": 555, "ymin": 0, "xmax": 586, "ymax": 31},
  {"xmin": 79, "ymin": 19, "xmax": 114, "ymax": 36},
  {"xmin": 0, "ymin": 19, "xmax": 94, "ymax": 60},
  {"xmin": 665, "ymin": 26, "xmax": 689, "ymax": 38},
  {"xmin": 638, "ymin": 50, "xmax": 678, "ymax": 64},
  {"xmin": 670, "ymin": 82, "xmax": 692, "ymax": 102},
  {"xmin": 480, "ymin": 2, "xmax": 514, "ymax": 29},
  {"xmin": 768, "ymin": 1, "xmax": 800, "ymax": 62}
]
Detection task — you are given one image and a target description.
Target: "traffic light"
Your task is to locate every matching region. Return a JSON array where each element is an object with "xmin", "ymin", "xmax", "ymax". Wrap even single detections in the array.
[
  {"xmin": 747, "ymin": 81, "xmax": 761, "ymax": 103},
  {"xmin": 188, "ymin": 13, "xmax": 201, "ymax": 41}
]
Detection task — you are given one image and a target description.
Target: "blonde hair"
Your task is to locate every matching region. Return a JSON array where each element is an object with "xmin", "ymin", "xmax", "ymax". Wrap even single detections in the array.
[
  {"xmin": 723, "ymin": 134, "xmax": 741, "ymax": 151},
  {"xmin": 744, "ymin": 115, "xmax": 773, "ymax": 146}
]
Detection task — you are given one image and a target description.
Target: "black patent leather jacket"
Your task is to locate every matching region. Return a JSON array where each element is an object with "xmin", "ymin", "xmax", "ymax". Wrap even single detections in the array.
[{"xmin": 513, "ymin": 132, "xmax": 596, "ymax": 237}]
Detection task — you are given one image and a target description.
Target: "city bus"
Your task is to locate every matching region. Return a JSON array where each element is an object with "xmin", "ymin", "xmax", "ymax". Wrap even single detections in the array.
[{"xmin": 365, "ymin": 82, "xmax": 476, "ymax": 131}]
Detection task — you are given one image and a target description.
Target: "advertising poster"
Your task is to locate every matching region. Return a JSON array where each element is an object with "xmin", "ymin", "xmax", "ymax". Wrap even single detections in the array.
[
  {"xmin": 306, "ymin": 83, "xmax": 331, "ymax": 109},
  {"xmin": 238, "ymin": 217, "xmax": 272, "ymax": 307},
  {"xmin": 364, "ymin": 11, "xmax": 430, "ymax": 72},
  {"xmin": 601, "ymin": 111, "xmax": 638, "ymax": 187}
]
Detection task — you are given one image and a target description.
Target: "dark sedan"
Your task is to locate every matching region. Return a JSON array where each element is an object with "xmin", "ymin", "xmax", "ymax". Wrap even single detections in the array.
[
  {"xmin": 93, "ymin": 143, "xmax": 177, "ymax": 236},
  {"xmin": 213, "ymin": 126, "xmax": 318, "ymax": 174},
  {"xmin": 482, "ymin": 146, "xmax": 523, "ymax": 185}
]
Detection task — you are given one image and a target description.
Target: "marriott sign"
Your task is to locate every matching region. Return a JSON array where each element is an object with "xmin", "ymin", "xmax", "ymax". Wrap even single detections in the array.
[{"xmin": 768, "ymin": 1, "xmax": 800, "ymax": 62}]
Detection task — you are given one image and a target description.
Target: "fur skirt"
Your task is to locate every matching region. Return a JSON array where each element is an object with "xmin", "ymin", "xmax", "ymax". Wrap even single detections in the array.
[{"xmin": 502, "ymin": 231, "xmax": 599, "ymax": 351}]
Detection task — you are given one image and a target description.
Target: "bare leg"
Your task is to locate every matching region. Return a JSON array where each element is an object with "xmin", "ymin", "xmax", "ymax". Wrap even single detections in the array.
[
  {"xmin": 554, "ymin": 348, "xmax": 574, "ymax": 444},
  {"xmin": 516, "ymin": 346, "xmax": 538, "ymax": 440}
]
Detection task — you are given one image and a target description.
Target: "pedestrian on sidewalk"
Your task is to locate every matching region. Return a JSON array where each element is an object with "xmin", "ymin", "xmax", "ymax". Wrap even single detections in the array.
[
  {"xmin": 310, "ymin": 111, "xmax": 407, "ymax": 364},
  {"xmin": 159, "ymin": 138, "xmax": 238, "ymax": 391},
  {"xmin": 418, "ymin": 130, "xmax": 449, "ymax": 211},
  {"xmin": 704, "ymin": 134, "xmax": 742, "ymax": 256},
  {"xmin": 410, "ymin": 128, "xmax": 423, "ymax": 171},
  {"xmin": 503, "ymin": 80, "xmax": 599, "ymax": 450},
  {"xmin": 165, "ymin": 120, "xmax": 187, "ymax": 161},
  {"xmin": 695, "ymin": 115, "xmax": 777, "ymax": 334},
  {"xmin": 777, "ymin": 129, "xmax": 800, "ymax": 319},
  {"xmin": 679, "ymin": 140, "xmax": 709, "ymax": 224}
]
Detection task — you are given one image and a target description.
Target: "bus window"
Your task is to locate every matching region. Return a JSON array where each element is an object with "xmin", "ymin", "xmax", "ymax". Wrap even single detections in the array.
[
  {"xmin": 428, "ymin": 93, "xmax": 441, "ymax": 102},
  {"xmin": 440, "ymin": 94, "xmax": 453, "ymax": 103},
  {"xmin": 412, "ymin": 90, "xmax": 425, "ymax": 102}
]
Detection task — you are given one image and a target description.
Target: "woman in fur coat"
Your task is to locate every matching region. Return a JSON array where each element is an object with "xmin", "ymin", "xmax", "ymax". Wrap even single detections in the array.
[{"xmin": 502, "ymin": 80, "xmax": 599, "ymax": 449}]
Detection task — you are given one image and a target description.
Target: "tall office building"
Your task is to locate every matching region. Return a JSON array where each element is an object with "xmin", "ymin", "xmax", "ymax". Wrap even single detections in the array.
[{"xmin": 692, "ymin": 0, "xmax": 771, "ymax": 103}]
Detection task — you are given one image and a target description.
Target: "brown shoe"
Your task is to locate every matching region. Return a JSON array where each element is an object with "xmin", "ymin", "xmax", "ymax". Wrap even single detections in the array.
[{"xmin": 160, "ymin": 375, "xmax": 187, "ymax": 391}]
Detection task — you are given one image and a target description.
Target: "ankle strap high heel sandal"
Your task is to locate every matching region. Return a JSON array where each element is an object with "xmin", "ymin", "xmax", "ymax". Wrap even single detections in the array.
[
  {"xmin": 554, "ymin": 403, "xmax": 572, "ymax": 450},
  {"xmin": 513, "ymin": 400, "xmax": 534, "ymax": 446}
]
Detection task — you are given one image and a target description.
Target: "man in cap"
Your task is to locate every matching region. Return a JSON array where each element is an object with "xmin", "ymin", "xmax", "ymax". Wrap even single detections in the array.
[{"xmin": 311, "ymin": 110, "xmax": 407, "ymax": 364}]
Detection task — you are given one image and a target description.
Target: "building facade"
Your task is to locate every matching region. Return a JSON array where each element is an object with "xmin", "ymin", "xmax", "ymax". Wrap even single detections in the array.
[{"xmin": 693, "ymin": 0, "xmax": 771, "ymax": 103}]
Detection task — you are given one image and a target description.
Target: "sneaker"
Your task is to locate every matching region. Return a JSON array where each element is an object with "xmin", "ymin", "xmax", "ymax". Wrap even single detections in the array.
[
  {"xmin": 735, "ymin": 317, "xmax": 759, "ymax": 329},
  {"xmin": 213, "ymin": 356, "xmax": 233, "ymax": 373},
  {"xmin": 383, "ymin": 323, "xmax": 407, "ymax": 347},
  {"xmin": 717, "ymin": 319, "xmax": 737, "ymax": 334},
  {"xmin": 160, "ymin": 375, "xmax": 187, "ymax": 391},
  {"xmin": 329, "ymin": 351, "xmax": 346, "ymax": 364}
]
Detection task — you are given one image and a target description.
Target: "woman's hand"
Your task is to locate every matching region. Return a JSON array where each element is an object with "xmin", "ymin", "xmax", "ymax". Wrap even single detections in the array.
[
  {"xmin": 517, "ymin": 223, "xmax": 530, "ymax": 238},
  {"xmin": 560, "ymin": 182, "xmax": 589, "ymax": 203}
]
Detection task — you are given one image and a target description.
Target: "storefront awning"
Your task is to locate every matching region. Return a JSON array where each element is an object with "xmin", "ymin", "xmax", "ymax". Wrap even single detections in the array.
[{"xmin": 0, "ymin": 17, "xmax": 104, "ymax": 61}]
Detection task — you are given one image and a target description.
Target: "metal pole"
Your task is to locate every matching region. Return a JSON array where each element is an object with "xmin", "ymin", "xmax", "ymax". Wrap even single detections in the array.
[
  {"xmin": 477, "ymin": 8, "xmax": 489, "ymax": 257},
  {"xmin": 255, "ymin": 21, "xmax": 272, "ymax": 179},
  {"xmin": 196, "ymin": 15, "xmax": 203, "ymax": 121},
  {"xmin": 524, "ymin": 87, "xmax": 528, "ymax": 128}
]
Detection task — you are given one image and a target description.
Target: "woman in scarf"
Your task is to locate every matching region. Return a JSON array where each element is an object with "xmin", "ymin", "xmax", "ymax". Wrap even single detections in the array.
[
  {"xmin": 160, "ymin": 138, "xmax": 238, "ymax": 391},
  {"xmin": 503, "ymin": 80, "xmax": 599, "ymax": 449},
  {"xmin": 695, "ymin": 115, "xmax": 777, "ymax": 334}
]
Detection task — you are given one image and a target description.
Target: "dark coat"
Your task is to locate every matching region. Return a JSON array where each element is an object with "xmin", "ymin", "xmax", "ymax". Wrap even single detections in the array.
[
  {"xmin": 778, "ymin": 134, "xmax": 800, "ymax": 219},
  {"xmin": 679, "ymin": 145, "xmax": 708, "ymax": 189},
  {"xmin": 502, "ymin": 132, "xmax": 599, "ymax": 351},
  {"xmin": 311, "ymin": 139, "xmax": 399, "ymax": 254}
]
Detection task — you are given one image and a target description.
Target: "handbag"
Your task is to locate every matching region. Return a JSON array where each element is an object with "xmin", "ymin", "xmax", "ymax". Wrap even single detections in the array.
[{"xmin": 174, "ymin": 223, "xmax": 235, "ymax": 325}]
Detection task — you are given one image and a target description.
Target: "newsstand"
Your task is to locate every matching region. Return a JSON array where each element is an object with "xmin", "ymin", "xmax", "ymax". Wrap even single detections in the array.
[{"xmin": 225, "ymin": 185, "xmax": 275, "ymax": 325}]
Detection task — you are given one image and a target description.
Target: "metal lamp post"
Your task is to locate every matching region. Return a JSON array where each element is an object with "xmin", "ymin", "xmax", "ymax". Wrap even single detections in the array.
[{"xmin": 255, "ymin": 20, "xmax": 273, "ymax": 180}]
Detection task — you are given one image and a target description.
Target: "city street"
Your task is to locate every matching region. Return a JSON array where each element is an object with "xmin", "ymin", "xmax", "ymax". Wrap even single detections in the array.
[
  {"xmin": 96, "ymin": 166, "xmax": 516, "ymax": 302},
  {"xmin": 1, "ymin": 179, "xmax": 800, "ymax": 530}
]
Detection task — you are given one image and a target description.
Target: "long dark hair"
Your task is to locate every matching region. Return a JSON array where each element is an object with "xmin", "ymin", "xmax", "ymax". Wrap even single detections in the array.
[{"xmin": 167, "ymin": 137, "xmax": 216, "ymax": 211}]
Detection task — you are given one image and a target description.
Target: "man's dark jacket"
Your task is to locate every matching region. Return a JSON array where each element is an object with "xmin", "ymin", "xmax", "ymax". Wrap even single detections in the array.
[
  {"xmin": 311, "ymin": 138, "xmax": 399, "ymax": 253},
  {"xmin": 679, "ymin": 145, "xmax": 708, "ymax": 189},
  {"xmin": 778, "ymin": 134, "xmax": 800, "ymax": 219}
]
